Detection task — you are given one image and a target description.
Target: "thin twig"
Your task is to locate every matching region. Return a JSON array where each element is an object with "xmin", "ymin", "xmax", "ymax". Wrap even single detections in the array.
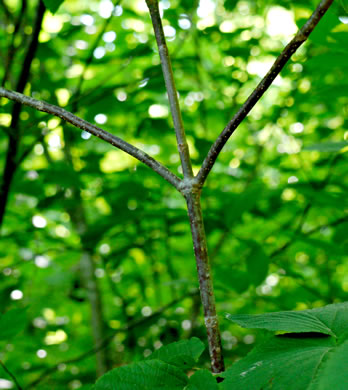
[
  {"xmin": 196, "ymin": 0, "xmax": 335, "ymax": 186},
  {"xmin": 0, "ymin": 360, "xmax": 23, "ymax": 390},
  {"xmin": 146, "ymin": 0, "xmax": 193, "ymax": 179},
  {"xmin": 0, "ymin": 87, "xmax": 181, "ymax": 190}
]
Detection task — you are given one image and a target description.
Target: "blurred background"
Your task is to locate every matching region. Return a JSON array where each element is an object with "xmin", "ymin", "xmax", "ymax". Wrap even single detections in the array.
[{"xmin": 0, "ymin": 0, "xmax": 347, "ymax": 388}]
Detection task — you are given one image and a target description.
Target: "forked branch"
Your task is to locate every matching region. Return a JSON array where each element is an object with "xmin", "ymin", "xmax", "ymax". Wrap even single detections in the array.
[
  {"xmin": 0, "ymin": 87, "xmax": 181, "ymax": 190},
  {"xmin": 197, "ymin": 0, "xmax": 335, "ymax": 186},
  {"xmin": 146, "ymin": 0, "xmax": 224, "ymax": 373}
]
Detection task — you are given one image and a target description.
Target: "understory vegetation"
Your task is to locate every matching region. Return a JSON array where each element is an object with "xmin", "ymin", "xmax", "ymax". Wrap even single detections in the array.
[{"xmin": 0, "ymin": 0, "xmax": 347, "ymax": 388}]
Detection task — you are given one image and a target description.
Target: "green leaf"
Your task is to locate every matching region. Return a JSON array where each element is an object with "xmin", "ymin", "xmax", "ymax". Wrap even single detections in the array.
[
  {"xmin": 333, "ymin": 222, "xmax": 348, "ymax": 243},
  {"xmin": 0, "ymin": 309, "xmax": 27, "ymax": 341},
  {"xmin": 340, "ymin": 0, "xmax": 348, "ymax": 13},
  {"xmin": 95, "ymin": 360, "xmax": 188, "ymax": 390},
  {"xmin": 42, "ymin": 0, "xmax": 65, "ymax": 14},
  {"xmin": 222, "ymin": 303, "xmax": 348, "ymax": 389},
  {"xmin": 220, "ymin": 336, "xmax": 336, "ymax": 390},
  {"xmin": 43, "ymin": 162, "xmax": 81, "ymax": 188},
  {"xmin": 303, "ymin": 141, "xmax": 348, "ymax": 152},
  {"xmin": 147, "ymin": 338, "xmax": 205, "ymax": 370},
  {"xmin": 297, "ymin": 237, "xmax": 346, "ymax": 256},
  {"xmin": 245, "ymin": 241, "xmax": 269, "ymax": 286},
  {"xmin": 225, "ymin": 183, "xmax": 263, "ymax": 225},
  {"xmin": 216, "ymin": 268, "xmax": 250, "ymax": 293},
  {"xmin": 304, "ymin": 11, "xmax": 341, "ymax": 44},
  {"xmin": 186, "ymin": 369, "xmax": 218, "ymax": 390},
  {"xmin": 315, "ymin": 340, "xmax": 348, "ymax": 390},
  {"xmin": 293, "ymin": 186, "xmax": 348, "ymax": 208},
  {"xmin": 226, "ymin": 302, "xmax": 348, "ymax": 337}
]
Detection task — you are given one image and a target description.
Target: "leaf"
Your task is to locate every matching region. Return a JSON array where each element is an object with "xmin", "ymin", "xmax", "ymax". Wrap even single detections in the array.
[
  {"xmin": 225, "ymin": 183, "xmax": 263, "ymax": 225},
  {"xmin": 215, "ymin": 267, "xmax": 250, "ymax": 293},
  {"xmin": 293, "ymin": 185, "xmax": 348, "ymax": 208},
  {"xmin": 95, "ymin": 360, "xmax": 188, "ymax": 390},
  {"xmin": 219, "ymin": 336, "xmax": 336, "ymax": 390},
  {"xmin": 297, "ymin": 237, "xmax": 345, "ymax": 256},
  {"xmin": 42, "ymin": 0, "xmax": 65, "ymax": 14},
  {"xmin": 340, "ymin": 0, "xmax": 348, "ymax": 13},
  {"xmin": 0, "ymin": 309, "xmax": 27, "ymax": 341},
  {"xmin": 303, "ymin": 141, "xmax": 348, "ymax": 152},
  {"xmin": 305, "ymin": 10, "xmax": 341, "ymax": 44},
  {"xmin": 333, "ymin": 222, "xmax": 348, "ymax": 243},
  {"xmin": 186, "ymin": 369, "xmax": 218, "ymax": 390},
  {"xmin": 226, "ymin": 302, "xmax": 348, "ymax": 337},
  {"xmin": 147, "ymin": 338, "xmax": 205, "ymax": 370},
  {"xmin": 222, "ymin": 303, "xmax": 348, "ymax": 389},
  {"xmin": 43, "ymin": 162, "xmax": 81, "ymax": 188},
  {"xmin": 315, "ymin": 340, "xmax": 348, "ymax": 390},
  {"xmin": 245, "ymin": 241, "xmax": 269, "ymax": 286}
]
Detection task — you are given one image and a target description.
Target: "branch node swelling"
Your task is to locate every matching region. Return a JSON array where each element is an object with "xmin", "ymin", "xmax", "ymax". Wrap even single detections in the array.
[{"xmin": 178, "ymin": 178, "xmax": 202, "ymax": 198}]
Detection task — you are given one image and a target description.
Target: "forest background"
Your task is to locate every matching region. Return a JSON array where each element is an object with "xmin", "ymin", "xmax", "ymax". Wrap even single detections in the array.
[{"xmin": 0, "ymin": 0, "xmax": 347, "ymax": 389}]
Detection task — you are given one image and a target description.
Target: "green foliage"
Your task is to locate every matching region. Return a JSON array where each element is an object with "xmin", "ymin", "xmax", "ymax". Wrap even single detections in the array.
[
  {"xmin": 226, "ymin": 302, "xmax": 348, "ymax": 336},
  {"xmin": 95, "ymin": 338, "xmax": 207, "ymax": 389},
  {"xmin": 95, "ymin": 360, "xmax": 188, "ymax": 390},
  {"xmin": 186, "ymin": 369, "xmax": 218, "ymax": 390},
  {"xmin": 145, "ymin": 337, "xmax": 205, "ymax": 370},
  {"xmin": 339, "ymin": 0, "xmax": 348, "ymax": 13},
  {"xmin": 42, "ymin": 0, "xmax": 65, "ymax": 14},
  {"xmin": 303, "ymin": 141, "xmax": 348, "ymax": 152},
  {"xmin": 0, "ymin": 0, "xmax": 347, "ymax": 388},
  {"xmin": 245, "ymin": 241, "xmax": 269, "ymax": 286},
  {"xmin": 222, "ymin": 303, "xmax": 348, "ymax": 389},
  {"xmin": 0, "ymin": 308, "xmax": 27, "ymax": 340}
]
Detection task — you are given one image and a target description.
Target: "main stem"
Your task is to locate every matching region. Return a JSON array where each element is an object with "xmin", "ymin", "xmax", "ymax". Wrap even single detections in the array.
[
  {"xmin": 184, "ymin": 185, "xmax": 224, "ymax": 373},
  {"xmin": 146, "ymin": 0, "xmax": 224, "ymax": 372}
]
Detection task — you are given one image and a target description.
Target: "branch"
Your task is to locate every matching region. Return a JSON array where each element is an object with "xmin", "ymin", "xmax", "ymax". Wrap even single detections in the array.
[
  {"xmin": 0, "ymin": 360, "xmax": 23, "ymax": 390},
  {"xmin": 0, "ymin": 87, "xmax": 182, "ymax": 190},
  {"xmin": 196, "ymin": 0, "xmax": 335, "ymax": 186},
  {"xmin": 146, "ymin": 0, "xmax": 193, "ymax": 179}
]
